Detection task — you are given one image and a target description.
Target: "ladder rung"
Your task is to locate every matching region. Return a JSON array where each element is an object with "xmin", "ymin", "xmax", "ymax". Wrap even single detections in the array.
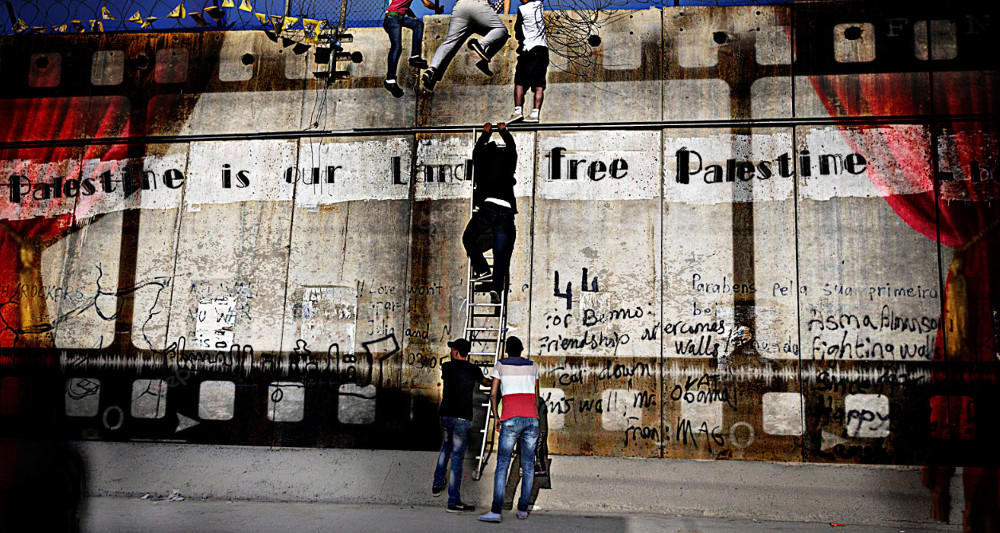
[
  {"xmin": 469, "ymin": 351, "xmax": 496, "ymax": 355},
  {"xmin": 470, "ymin": 303, "xmax": 502, "ymax": 307},
  {"xmin": 466, "ymin": 327, "xmax": 502, "ymax": 331}
]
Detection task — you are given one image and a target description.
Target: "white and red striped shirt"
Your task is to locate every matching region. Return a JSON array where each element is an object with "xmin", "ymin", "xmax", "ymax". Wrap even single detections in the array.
[{"xmin": 491, "ymin": 356, "xmax": 539, "ymax": 421}]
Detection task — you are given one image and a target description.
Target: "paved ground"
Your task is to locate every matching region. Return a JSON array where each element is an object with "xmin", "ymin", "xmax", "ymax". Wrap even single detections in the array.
[
  {"xmin": 74, "ymin": 443, "xmax": 965, "ymax": 526},
  {"xmin": 82, "ymin": 497, "xmax": 960, "ymax": 533}
]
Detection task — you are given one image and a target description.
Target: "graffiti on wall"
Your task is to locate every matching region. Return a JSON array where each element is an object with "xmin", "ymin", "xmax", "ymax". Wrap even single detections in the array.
[{"xmin": 0, "ymin": 3, "xmax": 997, "ymax": 464}]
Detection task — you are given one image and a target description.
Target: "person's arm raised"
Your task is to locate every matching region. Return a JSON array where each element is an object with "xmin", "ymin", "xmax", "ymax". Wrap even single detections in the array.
[
  {"xmin": 497, "ymin": 122, "xmax": 516, "ymax": 153},
  {"xmin": 477, "ymin": 122, "xmax": 493, "ymax": 146}
]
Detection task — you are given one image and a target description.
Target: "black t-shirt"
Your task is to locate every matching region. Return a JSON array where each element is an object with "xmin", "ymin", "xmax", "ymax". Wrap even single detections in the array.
[{"xmin": 439, "ymin": 359, "xmax": 484, "ymax": 420}]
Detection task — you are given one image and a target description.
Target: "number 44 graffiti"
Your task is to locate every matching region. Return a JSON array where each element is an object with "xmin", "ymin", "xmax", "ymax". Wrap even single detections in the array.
[{"xmin": 553, "ymin": 268, "xmax": 599, "ymax": 310}]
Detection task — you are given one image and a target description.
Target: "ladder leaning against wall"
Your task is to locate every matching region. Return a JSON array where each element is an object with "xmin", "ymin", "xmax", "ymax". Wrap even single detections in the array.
[{"xmin": 462, "ymin": 154, "xmax": 510, "ymax": 481}]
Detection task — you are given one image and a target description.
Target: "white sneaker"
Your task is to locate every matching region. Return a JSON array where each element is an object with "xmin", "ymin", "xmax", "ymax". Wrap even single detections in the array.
[
  {"xmin": 478, "ymin": 511, "xmax": 502, "ymax": 523},
  {"xmin": 509, "ymin": 111, "xmax": 524, "ymax": 123},
  {"xmin": 516, "ymin": 510, "xmax": 528, "ymax": 519},
  {"xmin": 524, "ymin": 112, "xmax": 539, "ymax": 123}
]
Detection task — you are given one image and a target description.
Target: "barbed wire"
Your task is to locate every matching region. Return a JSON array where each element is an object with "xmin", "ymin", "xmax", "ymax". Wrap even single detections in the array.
[
  {"xmin": 545, "ymin": 4, "xmax": 631, "ymax": 74},
  {"xmin": 542, "ymin": 0, "xmax": 826, "ymax": 73}
]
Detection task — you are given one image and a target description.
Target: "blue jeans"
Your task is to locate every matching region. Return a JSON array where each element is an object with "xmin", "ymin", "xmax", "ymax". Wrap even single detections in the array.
[
  {"xmin": 492, "ymin": 416, "xmax": 539, "ymax": 513},
  {"xmin": 433, "ymin": 416, "xmax": 471, "ymax": 506},
  {"xmin": 462, "ymin": 203, "xmax": 516, "ymax": 293},
  {"xmin": 382, "ymin": 12, "xmax": 423, "ymax": 80}
]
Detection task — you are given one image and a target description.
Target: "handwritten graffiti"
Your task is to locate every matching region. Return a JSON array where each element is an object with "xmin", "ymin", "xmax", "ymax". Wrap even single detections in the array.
[
  {"xmin": 553, "ymin": 268, "xmax": 599, "ymax": 310},
  {"xmin": 0, "ymin": 264, "xmax": 170, "ymax": 349}
]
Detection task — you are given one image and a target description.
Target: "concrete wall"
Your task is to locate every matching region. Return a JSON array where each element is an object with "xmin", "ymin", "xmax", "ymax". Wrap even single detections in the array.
[{"xmin": 0, "ymin": 2, "xmax": 997, "ymax": 469}]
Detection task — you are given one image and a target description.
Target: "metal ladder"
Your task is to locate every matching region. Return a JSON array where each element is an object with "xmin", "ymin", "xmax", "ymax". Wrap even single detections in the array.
[
  {"xmin": 464, "ymin": 191, "xmax": 509, "ymax": 481},
  {"xmin": 466, "ymin": 254, "xmax": 508, "ymax": 481}
]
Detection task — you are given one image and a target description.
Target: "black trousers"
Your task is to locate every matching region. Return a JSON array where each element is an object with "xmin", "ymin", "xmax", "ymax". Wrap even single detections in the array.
[{"xmin": 462, "ymin": 203, "xmax": 515, "ymax": 293}]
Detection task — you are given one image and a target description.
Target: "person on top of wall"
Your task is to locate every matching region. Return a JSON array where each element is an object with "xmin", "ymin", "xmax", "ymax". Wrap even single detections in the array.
[
  {"xmin": 432, "ymin": 337, "xmax": 491, "ymax": 513},
  {"xmin": 508, "ymin": 0, "xmax": 548, "ymax": 123},
  {"xmin": 382, "ymin": 0, "xmax": 438, "ymax": 97},
  {"xmin": 421, "ymin": 0, "xmax": 510, "ymax": 92},
  {"xmin": 478, "ymin": 336, "xmax": 539, "ymax": 523},
  {"xmin": 463, "ymin": 121, "xmax": 517, "ymax": 305}
]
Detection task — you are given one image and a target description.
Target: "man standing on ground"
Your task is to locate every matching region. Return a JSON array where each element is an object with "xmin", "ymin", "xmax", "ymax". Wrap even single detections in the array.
[
  {"xmin": 462, "ymin": 122, "xmax": 517, "ymax": 305},
  {"xmin": 421, "ymin": 0, "xmax": 510, "ymax": 91},
  {"xmin": 433, "ymin": 338, "xmax": 491, "ymax": 512},
  {"xmin": 382, "ymin": 0, "xmax": 436, "ymax": 97},
  {"xmin": 478, "ymin": 336, "xmax": 539, "ymax": 523},
  {"xmin": 503, "ymin": 395, "xmax": 550, "ymax": 511},
  {"xmin": 509, "ymin": 0, "xmax": 548, "ymax": 122}
]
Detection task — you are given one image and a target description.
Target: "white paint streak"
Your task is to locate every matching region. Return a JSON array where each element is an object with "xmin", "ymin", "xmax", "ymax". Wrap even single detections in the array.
[
  {"xmin": 538, "ymin": 131, "xmax": 659, "ymax": 201},
  {"xmin": 762, "ymin": 392, "xmax": 803, "ymax": 436},
  {"xmin": 195, "ymin": 297, "xmax": 237, "ymax": 350},
  {"xmin": 297, "ymin": 286, "xmax": 357, "ymax": 351},
  {"xmin": 601, "ymin": 389, "xmax": 641, "ymax": 430}
]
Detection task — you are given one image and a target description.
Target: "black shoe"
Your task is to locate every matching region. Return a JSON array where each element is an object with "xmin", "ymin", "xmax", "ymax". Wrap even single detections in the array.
[
  {"xmin": 474, "ymin": 59, "xmax": 493, "ymax": 77},
  {"xmin": 447, "ymin": 502, "xmax": 477, "ymax": 513},
  {"xmin": 421, "ymin": 69, "xmax": 437, "ymax": 92},
  {"xmin": 383, "ymin": 80, "xmax": 404, "ymax": 98},
  {"xmin": 471, "ymin": 269, "xmax": 491, "ymax": 282},
  {"xmin": 409, "ymin": 56, "xmax": 429, "ymax": 69},
  {"xmin": 474, "ymin": 282, "xmax": 493, "ymax": 293},
  {"xmin": 467, "ymin": 38, "xmax": 489, "ymax": 61},
  {"xmin": 432, "ymin": 485, "xmax": 445, "ymax": 497}
]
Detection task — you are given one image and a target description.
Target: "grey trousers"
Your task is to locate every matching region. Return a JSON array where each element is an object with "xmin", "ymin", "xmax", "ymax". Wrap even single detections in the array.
[{"xmin": 429, "ymin": 0, "xmax": 509, "ymax": 72}]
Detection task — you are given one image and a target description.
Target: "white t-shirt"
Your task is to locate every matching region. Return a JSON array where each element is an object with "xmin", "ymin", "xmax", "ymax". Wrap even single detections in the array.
[{"xmin": 517, "ymin": 1, "xmax": 547, "ymax": 52}]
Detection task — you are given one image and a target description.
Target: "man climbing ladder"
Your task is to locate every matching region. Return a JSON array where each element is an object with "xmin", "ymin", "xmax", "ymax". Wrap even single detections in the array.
[
  {"xmin": 462, "ymin": 121, "xmax": 517, "ymax": 305},
  {"xmin": 459, "ymin": 121, "xmax": 520, "ymax": 482}
]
